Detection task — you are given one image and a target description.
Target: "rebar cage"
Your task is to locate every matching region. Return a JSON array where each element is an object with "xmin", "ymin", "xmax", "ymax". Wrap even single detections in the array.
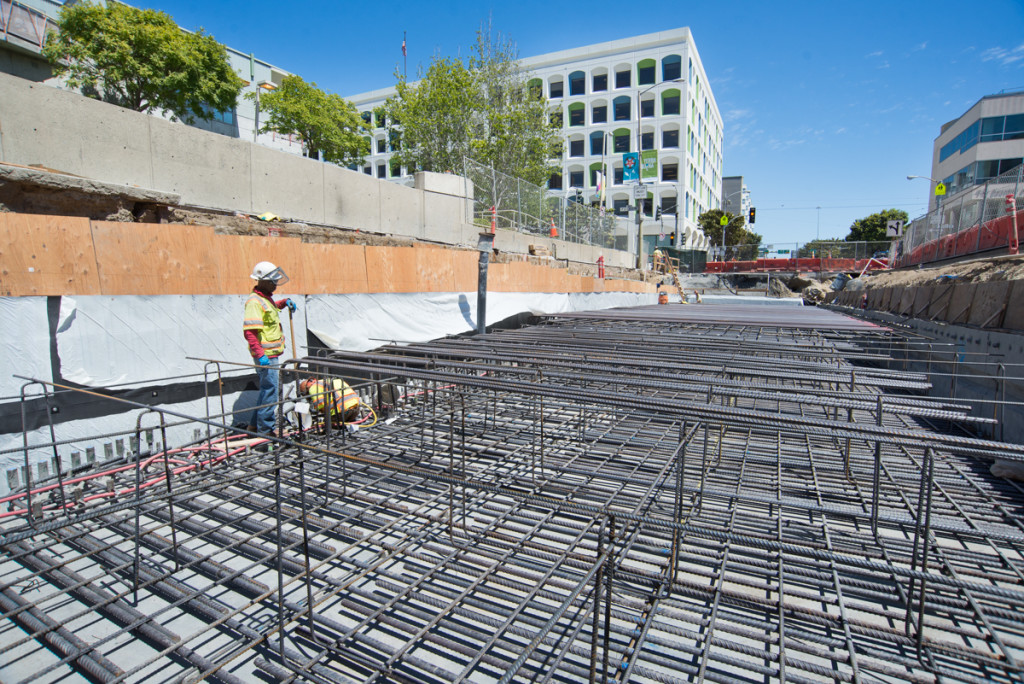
[{"xmin": 3, "ymin": 304, "xmax": 1024, "ymax": 683}]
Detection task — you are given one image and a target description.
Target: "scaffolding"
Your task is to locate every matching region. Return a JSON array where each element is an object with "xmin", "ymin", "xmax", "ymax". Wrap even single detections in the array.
[{"xmin": 3, "ymin": 304, "xmax": 1024, "ymax": 683}]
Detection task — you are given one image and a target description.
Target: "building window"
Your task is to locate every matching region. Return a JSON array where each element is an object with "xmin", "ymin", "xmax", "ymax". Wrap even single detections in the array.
[
  {"xmin": 614, "ymin": 198, "xmax": 629, "ymax": 215},
  {"xmin": 593, "ymin": 73, "xmax": 608, "ymax": 91},
  {"xmin": 375, "ymin": 111, "xmax": 385, "ymax": 128},
  {"xmin": 662, "ymin": 91, "xmax": 681, "ymax": 116},
  {"xmin": 568, "ymin": 103, "xmax": 585, "ymax": 126},
  {"xmin": 569, "ymin": 70, "xmax": 586, "ymax": 96},
  {"xmin": 592, "ymin": 105, "xmax": 607, "ymax": 123},
  {"xmin": 640, "ymin": 99, "xmax": 654, "ymax": 118},
  {"xmin": 390, "ymin": 162, "xmax": 401, "ymax": 177},
  {"xmin": 569, "ymin": 170, "xmax": 584, "ymax": 188},
  {"xmin": 614, "ymin": 167, "xmax": 624, "ymax": 184},
  {"xmin": 591, "ymin": 132, "xmax": 605, "ymax": 155},
  {"xmin": 361, "ymin": 111, "xmax": 371, "ymax": 125},
  {"xmin": 376, "ymin": 138, "xmax": 387, "ymax": 153},
  {"xmin": 614, "ymin": 132, "xmax": 630, "ymax": 153},
  {"xmin": 663, "ymin": 129, "xmax": 680, "ymax": 147},
  {"xmin": 550, "ymin": 80, "xmax": 563, "ymax": 98},
  {"xmin": 662, "ymin": 163, "xmax": 678, "ymax": 181},
  {"xmin": 615, "ymin": 69, "xmax": 631, "ymax": 89},
  {"xmin": 377, "ymin": 164, "xmax": 386, "ymax": 178},
  {"xmin": 939, "ymin": 120, "xmax": 980, "ymax": 162},
  {"xmin": 641, "ymin": 132, "xmax": 654, "ymax": 150},
  {"xmin": 662, "ymin": 55, "xmax": 682, "ymax": 81},
  {"xmin": 590, "ymin": 165, "xmax": 603, "ymax": 186},
  {"xmin": 363, "ymin": 166, "xmax": 371, "ymax": 175},
  {"xmin": 528, "ymin": 78, "xmax": 543, "ymax": 100},
  {"xmin": 637, "ymin": 59, "xmax": 655, "ymax": 86},
  {"xmin": 569, "ymin": 139, "xmax": 584, "ymax": 157},
  {"xmin": 550, "ymin": 110, "xmax": 563, "ymax": 128},
  {"xmin": 613, "ymin": 96, "xmax": 631, "ymax": 121},
  {"xmin": 980, "ymin": 115, "xmax": 1024, "ymax": 143},
  {"xmin": 661, "ymin": 196, "xmax": 677, "ymax": 214},
  {"xmin": 549, "ymin": 172, "xmax": 563, "ymax": 190}
]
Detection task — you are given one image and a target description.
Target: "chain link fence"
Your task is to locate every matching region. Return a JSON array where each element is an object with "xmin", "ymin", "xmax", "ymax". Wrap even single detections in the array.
[
  {"xmin": 707, "ymin": 241, "xmax": 891, "ymax": 274},
  {"xmin": 461, "ymin": 158, "xmax": 627, "ymax": 248},
  {"xmin": 897, "ymin": 164, "xmax": 1024, "ymax": 267}
]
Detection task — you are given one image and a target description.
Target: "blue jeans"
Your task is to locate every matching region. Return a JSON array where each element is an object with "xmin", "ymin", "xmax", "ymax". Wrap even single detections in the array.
[{"xmin": 255, "ymin": 356, "xmax": 280, "ymax": 434}]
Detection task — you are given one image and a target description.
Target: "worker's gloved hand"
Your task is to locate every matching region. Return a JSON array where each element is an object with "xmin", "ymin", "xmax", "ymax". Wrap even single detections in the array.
[
  {"xmin": 285, "ymin": 298, "xmax": 297, "ymax": 313},
  {"xmin": 257, "ymin": 355, "xmax": 270, "ymax": 367}
]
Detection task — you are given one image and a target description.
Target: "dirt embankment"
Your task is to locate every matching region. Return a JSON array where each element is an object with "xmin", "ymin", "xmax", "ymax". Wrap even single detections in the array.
[{"xmin": 854, "ymin": 255, "xmax": 1024, "ymax": 289}]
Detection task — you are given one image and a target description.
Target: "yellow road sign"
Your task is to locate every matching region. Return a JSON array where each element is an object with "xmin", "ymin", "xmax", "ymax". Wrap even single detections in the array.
[{"xmin": 935, "ymin": 183, "xmax": 947, "ymax": 196}]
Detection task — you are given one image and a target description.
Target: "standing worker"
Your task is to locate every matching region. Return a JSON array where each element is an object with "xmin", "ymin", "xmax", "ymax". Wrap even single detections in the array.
[{"xmin": 243, "ymin": 261, "xmax": 296, "ymax": 436}]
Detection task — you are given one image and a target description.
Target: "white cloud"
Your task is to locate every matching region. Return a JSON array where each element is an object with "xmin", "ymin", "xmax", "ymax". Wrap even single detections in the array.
[
  {"xmin": 981, "ymin": 44, "xmax": 1024, "ymax": 66},
  {"xmin": 914, "ymin": 42, "xmax": 927, "ymax": 51},
  {"xmin": 766, "ymin": 137, "xmax": 806, "ymax": 151},
  {"xmin": 865, "ymin": 50, "xmax": 883, "ymax": 58},
  {"xmin": 835, "ymin": 127, "xmax": 847, "ymax": 134}
]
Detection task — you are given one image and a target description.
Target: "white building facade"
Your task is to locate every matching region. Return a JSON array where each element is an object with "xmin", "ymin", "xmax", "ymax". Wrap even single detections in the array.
[{"xmin": 348, "ymin": 28, "xmax": 722, "ymax": 252}]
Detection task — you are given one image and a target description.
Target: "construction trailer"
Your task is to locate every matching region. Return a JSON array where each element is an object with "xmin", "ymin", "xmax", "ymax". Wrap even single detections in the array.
[{"xmin": 2, "ymin": 304, "xmax": 1024, "ymax": 683}]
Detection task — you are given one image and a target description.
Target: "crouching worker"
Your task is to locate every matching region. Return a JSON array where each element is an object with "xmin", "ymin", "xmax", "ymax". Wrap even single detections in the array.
[{"xmin": 300, "ymin": 377, "xmax": 360, "ymax": 430}]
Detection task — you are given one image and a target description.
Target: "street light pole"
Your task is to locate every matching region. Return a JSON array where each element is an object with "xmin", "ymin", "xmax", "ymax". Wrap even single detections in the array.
[
  {"xmin": 907, "ymin": 174, "xmax": 943, "ymax": 214},
  {"xmin": 632, "ymin": 78, "xmax": 684, "ymax": 270}
]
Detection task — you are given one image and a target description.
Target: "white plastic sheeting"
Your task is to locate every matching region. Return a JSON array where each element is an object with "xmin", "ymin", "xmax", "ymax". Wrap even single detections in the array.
[
  {"xmin": 3, "ymin": 297, "xmax": 52, "ymax": 400},
  {"xmin": 55, "ymin": 294, "xmax": 262, "ymax": 387},
  {"xmin": 2, "ymin": 289, "xmax": 653, "ymax": 493},
  {"xmin": 307, "ymin": 291, "xmax": 652, "ymax": 351}
]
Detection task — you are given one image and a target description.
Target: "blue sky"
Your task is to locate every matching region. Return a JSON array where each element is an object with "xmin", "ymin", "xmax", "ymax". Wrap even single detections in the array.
[{"xmin": 141, "ymin": 0, "xmax": 1024, "ymax": 245}]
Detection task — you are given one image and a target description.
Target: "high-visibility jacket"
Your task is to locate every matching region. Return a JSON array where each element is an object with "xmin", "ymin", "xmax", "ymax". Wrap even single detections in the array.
[
  {"xmin": 305, "ymin": 378, "xmax": 359, "ymax": 419},
  {"xmin": 243, "ymin": 291, "xmax": 285, "ymax": 358}
]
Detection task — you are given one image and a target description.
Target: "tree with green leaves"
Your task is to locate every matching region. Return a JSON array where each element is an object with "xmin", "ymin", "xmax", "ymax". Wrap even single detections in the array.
[
  {"xmin": 698, "ymin": 209, "xmax": 762, "ymax": 258},
  {"xmin": 846, "ymin": 209, "xmax": 908, "ymax": 242},
  {"xmin": 384, "ymin": 24, "xmax": 561, "ymax": 186},
  {"xmin": 250, "ymin": 75, "xmax": 370, "ymax": 166},
  {"xmin": 42, "ymin": 1, "xmax": 242, "ymax": 123}
]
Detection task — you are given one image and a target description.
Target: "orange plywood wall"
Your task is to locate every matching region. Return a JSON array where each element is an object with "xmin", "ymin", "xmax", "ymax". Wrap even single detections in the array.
[
  {"xmin": 0, "ymin": 214, "xmax": 102, "ymax": 296},
  {"xmin": 0, "ymin": 214, "xmax": 659, "ymax": 296}
]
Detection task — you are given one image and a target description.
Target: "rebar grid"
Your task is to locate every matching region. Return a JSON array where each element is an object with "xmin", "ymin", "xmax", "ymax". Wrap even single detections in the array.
[{"xmin": 2, "ymin": 305, "xmax": 1024, "ymax": 683}]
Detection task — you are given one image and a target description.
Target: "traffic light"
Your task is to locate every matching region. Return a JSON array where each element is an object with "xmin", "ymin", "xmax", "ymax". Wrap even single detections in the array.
[
  {"xmin": 748, "ymin": 207, "xmax": 756, "ymax": 224},
  {"xmin": 655, "ymin": 207, "xmax": 662, "ymax": 220},
  {"xmin": 669, "ymin": 231, "xmax": 676, "ymax": 243}
]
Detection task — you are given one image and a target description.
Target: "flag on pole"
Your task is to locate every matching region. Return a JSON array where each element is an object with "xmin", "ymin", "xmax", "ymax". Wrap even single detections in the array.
[
  {"xmin": 402, "ymin": 38, "xmax": 407, "ymax": 57},
  {"xmin": 595, "ymin": 171, "xmax": 605, "ymax": 202}
]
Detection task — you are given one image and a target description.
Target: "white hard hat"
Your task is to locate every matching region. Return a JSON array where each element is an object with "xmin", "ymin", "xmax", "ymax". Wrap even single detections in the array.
[{"xmin": 250, "ymin": 261, "xmax": 289, "ymax": 284}]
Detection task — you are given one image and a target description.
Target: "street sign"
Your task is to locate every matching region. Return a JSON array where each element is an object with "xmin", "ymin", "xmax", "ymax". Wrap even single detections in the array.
[
  {"xmin": 632, "ymin": 183, "xmax": 648, "ymax": 199},
  {"xmin": 935, "ymin": 183, "xmax": 947, "ymax": 196},
  {"xmin": 719, "ymin": 215, "xmax": 729, "ymax": 226},
  {"xmin": 886, "ymin": 219, "xmax": 904, "ymax": 237},
  {"xmin": 623, "ymin": 152, "xmax": 639, "ymax": 182}
]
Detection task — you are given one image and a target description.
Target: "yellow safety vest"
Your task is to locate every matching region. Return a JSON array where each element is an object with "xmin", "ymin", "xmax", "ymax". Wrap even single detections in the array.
[
  {"xmin": 306, "ymin": 379, "xmax": 359, "ymax": 418},
  {"xmin": 243, "ymin": 293, "xmax": 285, "ymax": 357}
]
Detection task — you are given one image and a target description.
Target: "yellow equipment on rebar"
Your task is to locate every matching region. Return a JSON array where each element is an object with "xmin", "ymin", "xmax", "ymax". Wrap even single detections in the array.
[{"xmin": 301, "ymin": 378, "xmax": 359, "ymax": 420}]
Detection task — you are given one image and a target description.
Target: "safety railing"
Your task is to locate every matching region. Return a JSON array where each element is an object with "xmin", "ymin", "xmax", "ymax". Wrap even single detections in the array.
[{"xmin": 461, "ymin": 157, "xmax": 628, "ymax": 249}]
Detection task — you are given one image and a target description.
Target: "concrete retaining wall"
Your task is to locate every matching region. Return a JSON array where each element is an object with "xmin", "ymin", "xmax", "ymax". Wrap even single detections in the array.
[
  {"xmin": 831, "ymin": 280, "xmax": 1024, "ymax": 333},
  {"xmin": 0, "ymin": 72, "xmax": 635, "ymax": 268}
]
